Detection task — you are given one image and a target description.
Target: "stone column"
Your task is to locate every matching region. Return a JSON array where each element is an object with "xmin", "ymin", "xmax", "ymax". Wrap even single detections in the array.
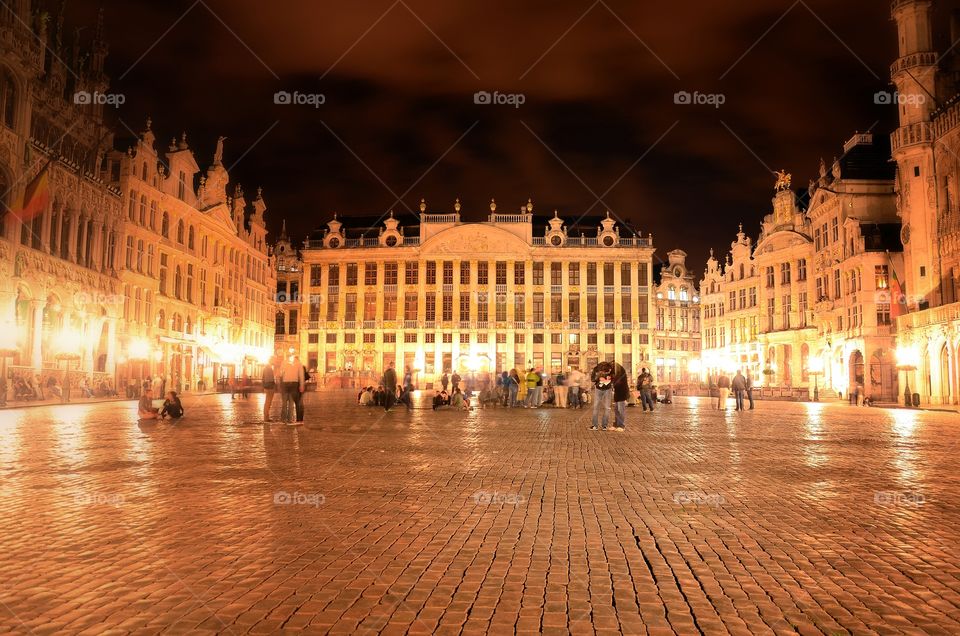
[
  {"xmin": 91, "ymin": 221, "xmax": 104, "ymax": 272},
  {"xmin": 67, "ymin": 211, "xmax": 80, "ymax": 263},
  {"xmin": 30, "ymin": 299, "xmax": 44, "ymax": 369}
]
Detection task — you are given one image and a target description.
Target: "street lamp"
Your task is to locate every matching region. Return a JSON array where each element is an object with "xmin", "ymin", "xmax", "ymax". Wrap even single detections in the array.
[
  {"xmin": 53, "ymin": 328, "xmax": 82, "ymax": 403},
  {"xmin": 808, "ymin": 356, "xmax": 824, "ymax": 402},
  {"xmin": 0, "ymin": 318, "xmax": 18, "ymax": 407},
  {"xmin": 896, "ymin": 345, "xmax": 920, "ymax": 408}
]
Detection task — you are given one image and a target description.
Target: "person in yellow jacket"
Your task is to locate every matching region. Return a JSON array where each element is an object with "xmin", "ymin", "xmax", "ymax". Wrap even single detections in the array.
[{"xmin": 525, "ymin": 368, "xmax": 541, "ymax": 408}]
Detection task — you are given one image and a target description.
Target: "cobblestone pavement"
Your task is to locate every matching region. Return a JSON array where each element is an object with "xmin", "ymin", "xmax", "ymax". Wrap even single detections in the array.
[{"xmin": 1, "ymin": 392, "xmax": 959, "ymax": 635}]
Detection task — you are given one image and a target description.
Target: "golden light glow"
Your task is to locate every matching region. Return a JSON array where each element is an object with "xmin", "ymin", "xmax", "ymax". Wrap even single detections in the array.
[
  {"xmin": 807, "ymin": 356, "xmax": 824, "ymax": 374},
  {"xmin": 896, "ymin": 345, "xmax": 920, "ymax": 369},
  {"xmin": 128, "ymin": 337, "xmax": 150, "ymax": 360},
  {"xmin": 53, "ymin": 328, "xmax": 82, "ymax": 359}
]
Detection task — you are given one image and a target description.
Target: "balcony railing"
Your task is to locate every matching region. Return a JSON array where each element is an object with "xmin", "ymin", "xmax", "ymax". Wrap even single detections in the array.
[
  {"xmin": 458, "ymin": 321, "xmax": 470, "ymax": 329},
  {"xmin": 383, "ymin": 284, "xmax": 397, "ymax": 293},
  {"xmin": 363, "ymin": 320, "xmax": 376, "ymax": 329},
  {"xmin": 532, "ymin": 322, "xmax": 544, "ymax": 330},
  {"xmin": 403, "ymin": 320, "xmax": 419, "ymax": 329},
  {"xmin": 568, "ymin": 322, "xmax": 580, "ymax": 330},
  {"xmin": 512, "ymin": 321, "xmax": 525, "ymax": 329},
  {"xmin": 550, "ymin": 285, "xmax": 563, "ymax": 294},
  {"xmin": 476, "ymin": 321, "xmax": 489, "ymax": 329},
  {"xmin": 344, "ymin": 321, "xmax": 356, "ymax": 329},
  {"xmin": 308, "ymin": 321, "xmax": 320, "ymax": 329},
  {"xmin": 587, "ymin": 322, "xmax": 597, "ymax": 330}
]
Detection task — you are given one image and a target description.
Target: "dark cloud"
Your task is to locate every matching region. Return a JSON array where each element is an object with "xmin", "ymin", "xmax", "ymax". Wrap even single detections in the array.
[{"xmin": 63, "ymin": 0, "xmax": 919, "ymax": 274}]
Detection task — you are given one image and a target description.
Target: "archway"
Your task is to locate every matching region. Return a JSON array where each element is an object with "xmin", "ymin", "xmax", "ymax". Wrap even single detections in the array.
[{"xmin": 869, "ymin": 350, "xmax": 897, "ymax": 402}]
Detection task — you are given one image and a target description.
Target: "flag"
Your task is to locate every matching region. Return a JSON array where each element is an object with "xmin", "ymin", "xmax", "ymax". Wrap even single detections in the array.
[
  {"xmin": 11, "ymin": 162, "xmax": 52, "ymax": 223},
  {"xmin": 890, "ymin": 264, "xmax": 907, "ymax": 318}
]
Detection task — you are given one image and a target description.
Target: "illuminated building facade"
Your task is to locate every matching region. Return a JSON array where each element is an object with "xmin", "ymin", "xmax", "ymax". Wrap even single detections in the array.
[
  {"xmin": 890, "ymin": 0, "xmax": 960, "ymax": 404},
  {"xmin": 700, "ymin": 134, "xmax": 902, "ymax": 400},
  {"xmin": 652, "ymin": 249, "xmax": 700, "ymax": 383},
  {"xmin": 298, "ymin": 201, "xmax": 656, "ymax": 387},
  {"xmin": 273, "ymin": 221, "xmax": 303, "ymax": 360},
  {"xmin": 0, "ymin": 4, "xmax": 125, "ymax": 393},
  {"xmin": 108, "ymin": 120, "xmax": 275, "ymax": 391}
]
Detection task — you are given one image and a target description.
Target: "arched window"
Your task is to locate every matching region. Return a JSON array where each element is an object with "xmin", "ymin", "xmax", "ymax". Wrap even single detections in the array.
[
  {"xmin": 157, "ymin": 308, "xmax": 165, "ymax": 329},
  {"xmin": 176, "ymin": 220, "xmax": 184, "ymax": 244},
  {"xmin": 139, "ymin": 195, "xmax": 146, "ymax": 225},
  {"xmin": 146, "ymin": 244, "xmax": 154, "ymax": 275},
  {"xmin": 136, "ymin": 239, "xmax": 144, "ymax": 272},
  {"xmin": 161, "ymin": 212, "xmax": 169, "ymax": 238},
  {"xmin": 1, "ymin": 67, "xmax": 17, "ymax": 128},
  {"xmin": 668, "ymin": 286, "xmax": 676, "ymax": 300},
  {"xmin": 739, "ymin": 264, "xmax": 744, "ymax": 279},
  {"xmin": 187, "ymin": 226, "xmax": 195, "ymax": 250},
  {"xmin": 174, "ymin": 265, "xmax": 182, "ymax": 299},
  {"xmin": 149, "ymin": 201, "xmax": 157, "ymax": 229},
  {"xmin": 127, "ymin": 191, "xmax": 136, "ymax": 221},
  {"xmin": 680, "ymin": 287, "xmax": 688, "ymax": 301}
]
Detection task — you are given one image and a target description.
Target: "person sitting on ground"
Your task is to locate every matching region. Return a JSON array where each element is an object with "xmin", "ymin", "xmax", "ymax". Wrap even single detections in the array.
[
  {"xmin": 450, "ymin": 386, "xmax": 469, "ymax": 410},
  {"xmin": 396, "ymin": 385, "xmax": 413, "ymax": 410},
  {"xmin": 47, "ymin": 376, "xmax": 62, "ymax": 399},
  {"xmin": 373, "ymin": 385, "xmax": 386, "ymax": 407},
  {"xmin": 138, "ymin": 388, "xmax": 160, "ymax": 420},
  {"xmin": 359, "ymin": 387, "xmax": 375, "ymax": 406},
  {"xmin": 159, "ymin": 390, "xmax": 184, "ymax": 419},
  {"xmin": 478, "ymin": 386, "xmax": 498, "ymax": 407},
  {"xmin": 432, "ymin": 390, "xmax": 451, "ymax": 410}
]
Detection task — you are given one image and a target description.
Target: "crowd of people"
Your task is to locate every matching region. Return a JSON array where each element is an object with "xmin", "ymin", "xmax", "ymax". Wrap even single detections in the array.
[
  {"xmin": 261, "ymin": 353, "xmax": 309, "ymax": 424},
  {"xmin": 713, "ymin": 370, "xmax": 755, "ymax": 411},
  {"xmin": 4, "ymin": 371, "xmax": 117, "ymax": 404}
]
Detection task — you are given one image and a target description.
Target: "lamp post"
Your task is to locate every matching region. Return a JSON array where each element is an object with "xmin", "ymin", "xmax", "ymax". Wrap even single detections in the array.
[
  {"xmin": 808, "ymin": 356, "xmax": 824, "ymax": 402},
  {"xmin": 53, "ymin": 329, "xmax": 82, "ymax": 403},
  {"xmin": 896, "ymin": 345, "xmax": 919, "ymax": 408}
]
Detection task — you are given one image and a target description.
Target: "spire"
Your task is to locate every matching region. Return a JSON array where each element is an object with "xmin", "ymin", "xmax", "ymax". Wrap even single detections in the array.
[{"xmin": 280, "ymin": 219, "xmax": 288, "ymax": 239}]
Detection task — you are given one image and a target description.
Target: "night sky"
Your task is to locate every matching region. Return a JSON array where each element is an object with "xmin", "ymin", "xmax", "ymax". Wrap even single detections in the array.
[{"xmin": 64, "ymin": 0, "xmax": 943, "ymax": 274}]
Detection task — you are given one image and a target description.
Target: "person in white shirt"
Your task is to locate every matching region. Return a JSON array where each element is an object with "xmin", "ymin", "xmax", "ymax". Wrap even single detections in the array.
[
  {"xmin": 278, "ymin": 355, "xmax": 305, "ymax": 425},
  {"xmin": 567, "ymin": 368, "xmax": 585, "ymax": 408}
]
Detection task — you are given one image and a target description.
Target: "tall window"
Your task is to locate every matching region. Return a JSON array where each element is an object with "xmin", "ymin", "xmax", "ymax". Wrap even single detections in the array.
[
  {"xmin": 550, "ymin": 262, "xmax": 562, "ymax": 286},
  {"xmin": 161, "ymin": 212, "xmax": 169, "ymax": 238},
  {"xmin": 781, "ymin": 262, "xmax": 791, "ymax": 284},
  {"xmin": 186, "ymin": 264, "xmax": 194, "ymax": 302},
  {"xmin": 514, "ymin": 262, "xmax": 525, "ymax": 286},
  {"xmin": 328, "ymin": 264, "xmax": 340, "ymax": 286},
  {"xmin": 125, "ymin": 236, "xmax": 134, "ymax": 269},
  {"xmin": 0, "ymin": 68, "xmax": 16, "ymax": 128},
  {"xmin": 404, "ymin": 262, "xmax": 418, "ymax": 285},
  {"xmin": 477, "ymin": 262, "xmax": 488, "ymax": 285},
  {"xmin": 568, "ymin": 293, "xmax": 580, "ymax": 322},
  {"xmin": 442, "ymin": 294, "xmax": 453, "ymax": 321},
  {"xmin": 346, "ymin": 263, "xmax": 358, "ymax": 285},
  {"xmin": 426, "ymin": 261, "xmax": 436, "ymax": 285},
  {"xmin": 766, "ymin": 267, "xmax": 775, "ymax": 288},
  {"xmin": 621, "ymin": 263, "xmax": 631, "ymax": 286},
  {"xmin": 404, "ymin": 296, "xmax": 417, "ymax": 321},
  {"xmin": 459, "ymin": 293, "xmax": 470, "ymax": 321},
  {"xmin": 797, "ymin": 259, "xmax": 807, "ymax": 281},
  {"xmin": 495, "ymin": 293, "xmax": 507, "ymax": 321},
  {"xmin": 831, "ymin": 217, "xmax": 839, "ymax": 242},
  {"xmin": 568, "ymin": 262, "xmax": 580, "ymax": 285},
  {"xmin": 139, "ymin": 196, "xmax": 147, "ymax": 225},
  {"xmin": 514, "ymin": 293, "xmax": 525, "ymax": 321},
  {"xmin": 128, "ymin": 191, "xmax": 136, "ymax": 221},
  {"xmin": 425, "ymin": 295, "xmax": 436, "ymax": 321},
  {"xmin": 603, "ymin": 262, "xmax": 614, "ymax": 287},
  {"xmin": 384, "ymin": 295, "xmax": 397, "ymax": 320},
  {"xmin": 188, "ymin": 226, "xmax": 195, "ymax": 250},
  {"xmin": 477, "ymin": 293, "xmax": 488, "ymax": 321},
  {"xmin": 587, "ymin": 263, "xmax": 597, "ymax": 286},
  {"xmin": 496, "ymin": 261, "xmax": 507, "ymax": 285},
  {"xmin": 174, "ymin": 265, "xmax": 183, "ymax": 299},
  {"xmin": 550, "ymin": 295, "xmax": 562, "ymax": 322},
  {"xmin": 532, "ymin": 262, "xmax": 544, "ymax": 285},
  {"xmin": 442, "ymin": 261, "xmax": 453, "ymax": 285},
  {"xmin": 364, "ymin": 262, "xmax": 377, "ymax": 285},
  {"xmin": 136, "ymin": 239, "xmax": 144, "ymax": 272},
  {"xmin": 875, "ymin": 265, "xmax": 889, "ymax": 290},
  {"xmin": 384, "ymin": 262, "xmax": 398, "ymax": 285},
  {"xmin": 344, "ymin": 293, "xmax": 357, "ymax": 321},
  {"xmin": 532, "ymin": 293, "xmax": 544, "ymax": 322},
  {"xmin": 159, "ymin": 253, "xmax": 168, "ymax": 295},
  {"xmin": 460, "ymin": 261, "xmax": 470, "ymax": 285},
  {"xmin": 310, "ymin": 264, "xmax": 322, "ymax": 286}
]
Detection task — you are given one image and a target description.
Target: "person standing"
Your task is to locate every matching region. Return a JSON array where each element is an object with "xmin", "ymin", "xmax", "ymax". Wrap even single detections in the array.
[
  {"xmin": 498, "ymin": 371, "xmax": 509, "ymax": 406},
  {"xmin": 295, "ymin": 363, "xmax": 309, "ymax": 422},
  {"xmin": 507, "ymin": 369, "xmax": 520, "ymax": 407},
  {"xmin": 279, "ymin": 354, "xmax": 305, "ymax": 425},
  {"xmin": 589, "ymin": 362, "xmax": 614, "ymax": 430},
  {"xmin": 525, "ymin": 368, "xmax": 540, "ymax": 408},
  {"xmin": 451, "ymin": 370, "xmax": 461, "ymax": 393},
  {"xmin": 732, "ymin": 370, "xmax": 747, "ymax": 411},
  {"xmin": 262, "ymin": 356, "xmax": 277, "ymax": 421},
  {"xmin": 554, "ymin": 369, "xmax": 568, "ymax": 408},
  {"xmin": 746, "ymin": 372, "xmax": 755, "ymax": 410},
  {"xmin": 637, "ymin": 367, "xmax": 655, "ymax": 412},
  {"xmin": 383, "ymin": 362, "xmax": 398, "ymax": 412},
  {"xmin": 567, "ymin": 367, "xmax": 584, "ymax": 408},
  {"xmin": 440, "ymin": 371, "xmax": 449, "ymax": 393},
  {"xmin": 611, "ymin": 362, "xmax": 629, "ymax": 431},
  {"xmin": 716, "ymin": 373, "xmax": 731, "ymax": 410}
]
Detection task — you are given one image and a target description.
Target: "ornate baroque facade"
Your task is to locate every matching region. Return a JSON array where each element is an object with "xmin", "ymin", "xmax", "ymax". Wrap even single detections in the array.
[
  {"xmin": 298, "ymin": 202, "xmax": 656, "ymax": 387},
  {"xmin": 652, "ymin": 249, "xmax": 700, "ymax": 383},
  {"xmin": 700, "ymin": 133, "xmax": 902, "ymax": 400},
  {"xmin": 0, "ymin": 3, "xmax": 276, "ymax": 399},
  {"xmin": 0, "ymin": 3, "xmax": 125, "ymax": 390}
]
